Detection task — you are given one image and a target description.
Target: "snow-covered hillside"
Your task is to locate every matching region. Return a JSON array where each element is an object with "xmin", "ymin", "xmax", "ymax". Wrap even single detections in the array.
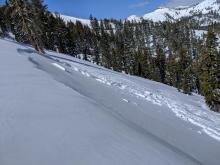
[
  {"xmin": 59, "ymin": 14, "xmax": 91, "ymax": 26},
  {"xmin": 128, "ymin": 0, "xmax": 220, "ymax": 23},
  {"xmin": 1, "ymin": 38, "xmax": 220, "ymax": 165}
]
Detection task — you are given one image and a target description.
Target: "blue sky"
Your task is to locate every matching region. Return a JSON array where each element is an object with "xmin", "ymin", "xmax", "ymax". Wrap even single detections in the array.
[
  {"xmin": 0, "ymin": 0, "xmax": 203, "ymax": 19},
  {"xmin": 43, "ymin": 0, "xmax": 164, "ymax": 19}
]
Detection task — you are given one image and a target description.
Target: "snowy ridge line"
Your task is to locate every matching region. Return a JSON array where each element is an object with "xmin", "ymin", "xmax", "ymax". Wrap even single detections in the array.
[
  {"xmin": 54, "ymin": 14, "xmax": 91, "ymax": 26},
  {"xmin": 49, "ymin": 55, "xmax": 220, "ymax": 142},
  {"xmin": 127, "ymin": 0, "xmax": 220, "ymax": 23}
]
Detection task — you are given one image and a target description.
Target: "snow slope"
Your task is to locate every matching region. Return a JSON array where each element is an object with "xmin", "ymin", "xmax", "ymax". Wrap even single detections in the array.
[
  {"xmin": 59, "ymin": 14, "xmax": 91, "ymax": 26},
  {"xmin": 128, "ymin": 0, "xmax": 220, "ymax": 23},
  {"xmin": 1, "ymin": 38, "xmax": 220, "ymax": 165}
]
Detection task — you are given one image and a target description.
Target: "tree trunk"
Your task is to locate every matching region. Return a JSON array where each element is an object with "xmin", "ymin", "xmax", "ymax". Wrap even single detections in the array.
[{"xmin": 213, "ymin": 104, "xmax": 220, "ymax": 112}]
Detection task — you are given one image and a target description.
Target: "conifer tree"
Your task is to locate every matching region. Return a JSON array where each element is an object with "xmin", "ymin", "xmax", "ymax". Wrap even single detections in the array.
[
  {"xmin": 31, "ymin": 0, "xmax": 48, "ymax": 49},
  {"xmin": 182, "ymin": 68, "xmax": 191, "ymax": 94},
  {"xmin": 90, "ymin": 15, "xmax": 100, "ymax": 36},
  {"xmin": 156, "ymin": 45, "xmax": 166, "ymax": 83},
  {"xmin": 93, "ymin": 42, "xmax": 100, "ymax": 64},
  {"xmin": 123, "ymin": 21, "xmax": 135, "ymax": 74},
  {"xmin": 52, "ymin": 14, "xmax": 68, "ymax": 53},
  {"xmin": 90, "ymin": 15, "xmax": 101, "ymax": 64},
  {"xmin": 167, "ymin": 52, "xmax": 177, "ymax": 86},
  {"xmin": 150, "ymin": 57, "xmax": 161, "ymax": 82},
  {"xmin": 0, "ymin": 5, "xmax": 5, "ymax": 35},
  {"xmin": 177, "ymin": 46, "xmax": 190, "ymax": 92},
  {"xmin": 64, "ymin": 22, "xmax": 77, "ymax": 56},
  {"xmin": 8, "ymin": 0, "xmax": 45, "ymax": 54},
  {"xmin": 114, "ymin": 32, "xmax": 124, "ymax": 72},
  {"xmin": 199, "ymin": 29, "xmax": 220, "ymax": 112},
  {"xmin": 100, "ymin": 20, "xmax": 111, "ymax": 68},
  {"xmin": 135, "ymin": 49, "xmax": 151, "ymax": 78}
]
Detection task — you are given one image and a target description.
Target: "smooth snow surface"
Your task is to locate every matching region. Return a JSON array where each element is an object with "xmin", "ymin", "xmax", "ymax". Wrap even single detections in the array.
[{"xmin": 1, "ymin": 38, "xmax": 220, "ymax": 165}]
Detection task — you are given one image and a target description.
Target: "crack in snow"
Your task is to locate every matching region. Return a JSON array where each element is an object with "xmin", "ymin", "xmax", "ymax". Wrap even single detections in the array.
[{"xmin": 50, "ymin": 56, "xmax": 220, "ymax": 141}]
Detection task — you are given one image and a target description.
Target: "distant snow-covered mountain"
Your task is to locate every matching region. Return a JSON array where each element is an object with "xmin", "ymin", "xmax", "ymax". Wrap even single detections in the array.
[
  {"xmin": 59, "ymin": 14, "xmax": 91, "ymax": 25},
  {"xmin": 127, "ymin": 0, "xmax": 220, "ymax": 24},
  {"xmin": 56, "ymin": 0, "xmax": 220, "ymax": 26}
]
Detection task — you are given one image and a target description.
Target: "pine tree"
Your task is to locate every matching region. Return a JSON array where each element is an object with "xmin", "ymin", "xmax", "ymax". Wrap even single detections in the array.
[
  {"xmin": 93, "ymin": 42, "xmax": 100, "ymax": 64},
  {"xmin": 44, "ymin": 13, "xmax": 59, "ymax": 51},
  {"xmin": 0, "ymin": 7, "xmax": 5, "ymax": 35},
  {"xmin": 182, "ymin": 68, "xmax": 191, "ymax": 94},
  {"xmin": 99, "ymin": 20, "xmax": 111, "ymax": 68},
  {"xmin": 123, "ymin": 21, "xmax": 135, "ymax": 74},
  {"xmin": 114, "ymin": 32, "xmax": 124, "ymax": 72},
  {"xmin": 90, "ymin": 15, "xmax": 101, "ymax": 64},
  {"xmin": 177, "ymin": 46, "xmax": 190, "ymax": 92},
  {"xmin": 156, "ymin": 45, "xmax": 166, "ymax": 83},
  {"xmin": 166, "ymin": 52, "xmax": 177, "ymax": 87},
  {"xmin": 90, "ymin": 15, "xmax": 100, "ymax": 36},
  {"xmin": 52, "ymin": 14, "xmax": 68, "ymax": 53},
  {"xmin": 8, "ymin": 0, "xmax": 45, "ymax": 54},
  {"xmin": 64, "ymin": 22, "xmax": 76, "ymax": 56},
  {"xmin": 199, "ymin": 29, "xmax": 220, "ymax": 112},
  {"xmin": 31, "ymin": 0, "xmax": 48, "ymax": 50},
  {"xmin": 134, "ymin": 48, "xmax": 151, "ymax": 78},
  {"xmin": 150, "ymin": 57, "xmax": 161, "ymax": 82}
]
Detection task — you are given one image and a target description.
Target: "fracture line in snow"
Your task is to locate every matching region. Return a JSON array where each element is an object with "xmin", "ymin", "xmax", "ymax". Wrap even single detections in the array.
[{"xmin": 50, "ymin": 56, "xmax": 220, "ymax": 142}]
